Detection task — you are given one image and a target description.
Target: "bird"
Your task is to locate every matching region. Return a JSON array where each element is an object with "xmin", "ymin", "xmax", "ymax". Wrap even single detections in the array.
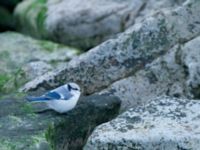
[{"xmin": 26, "ymin": 82, "xmax": 81, "ymax": 113}]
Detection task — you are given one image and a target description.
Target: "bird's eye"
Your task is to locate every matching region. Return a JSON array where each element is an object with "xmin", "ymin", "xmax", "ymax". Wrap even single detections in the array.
[{"xmin": 68, "ymin": 84, "xmax": 72, "ymax": 91}]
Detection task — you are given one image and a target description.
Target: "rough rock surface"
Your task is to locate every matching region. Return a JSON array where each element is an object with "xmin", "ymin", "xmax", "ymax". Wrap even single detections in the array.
[
  {"xmin": 46, "ymin": 0, "xmax": 145, "ymax": 49},
  {"xmin": 101, "ymin": 35, "xmax": 200, "ymax": 111},
  {"xmin": 0, "ymin": 94, "xmax": 120, "ymax": 150},
  {"xmin": 0, "ymin": 32, "xmax": 79, "ymax": 94},
  {"xmin": 135, "ymin": 0, "xmax": 186, "ymax": 23},
  {"xmin": 14, "ymin": 0, "xmax": 187, "ymax": 49},
  {"xmin": 22, "ymin": 0, "xmax": 200, "ymax": 96},
  {"xmin": 100, "ymin": 45, "xmax": 186, "ymax": 111},
  {"xmin": 180, "ymin": 37, "xmax": 200, "ymax": 98},
  {"xmin": 84, "ymin": 97, "xmax": 200, "ymax": 150},
  {"xmin": 15, "ymin": 0, "xmax": 145, "ymax": 49},
  {"xmin": 47, "ymin": 94, "xmax": 121, "ymax": 150},
  {"xmin": 21, "ymin": 61, "xmax": 53, "ymax": 81}
]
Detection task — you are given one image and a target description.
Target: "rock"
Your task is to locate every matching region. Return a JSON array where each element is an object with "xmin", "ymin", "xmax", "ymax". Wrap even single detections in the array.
[
  {"xmin": 47, "ymin": 94, "xmax": 121, "ymax": 150},
  {"xmin": 135, "ymin": 0, "xmax": 186, "ymax": 23},
  {"xmin": 100, "ymin": 45, "xmax": 185, "ymax": 111},
  {"xmin": 14, "ymin": 0, "xmax": 48, "ymax": 38},
  {"xmin": 179, "ymin": 36, "xmax": 200, "ymax": 98},
  {"xmin": 84, "ymin": 97, "xmax": 200, "ymax": 150},
  {"xmin": 100, "ymin": 35, "xmax": 200, "ymax": 111},
  {"xmin": 14, "ymin": 0, "xmax": 145, "ymax": 49},
  {"xmin": 22, "ymin": 0, "xmax": 200, "ymax": 96},
  {"xmin": 0, "ymin": 32, "xmax": 79, "ymax": 94},
  {"xmin": 0, "ymin": 97, "xmax": 57, "ymax": 150},
  {"xmin": 0, "ymin": 94, "xmax": 120, "ymax": 150},
  {"xmin": 21, "ymin": 61, "xmax": 52, "ymax": 81},
  {"xmin": 45, "ymin": 0, "xmax": 145, "ymax": 49}
]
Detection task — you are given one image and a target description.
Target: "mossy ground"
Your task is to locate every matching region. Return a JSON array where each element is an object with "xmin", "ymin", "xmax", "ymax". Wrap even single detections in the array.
[
  {"xmin": 0, "ymin": 95, "xmax": 63, "ymax": 150},
  {"xmin": 0, "ymin": 69, "xmax": 29, "ymax": 95}
]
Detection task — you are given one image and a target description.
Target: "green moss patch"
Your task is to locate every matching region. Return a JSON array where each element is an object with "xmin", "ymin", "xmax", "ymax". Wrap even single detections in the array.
[{"xmin": 14, "ymin": 0, "xmax": 48, "ymax": 38}]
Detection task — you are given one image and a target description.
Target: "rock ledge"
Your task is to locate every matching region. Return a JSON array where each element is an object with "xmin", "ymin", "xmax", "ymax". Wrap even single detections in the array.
[{"xmin": 85, "ymin": 97, "xmax": 200, "ymax": 150}]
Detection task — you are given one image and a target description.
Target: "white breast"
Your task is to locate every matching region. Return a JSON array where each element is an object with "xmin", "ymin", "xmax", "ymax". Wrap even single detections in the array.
[{"xmin": 47, "ymin": 94, "xmax": 80, "ymax": 113}]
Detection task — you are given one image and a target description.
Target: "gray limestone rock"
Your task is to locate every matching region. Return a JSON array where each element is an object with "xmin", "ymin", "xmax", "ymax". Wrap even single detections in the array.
[
  {"xmin": 179, "ymin": 36, "xmax": 200, "ymax": 98},
  {"xmin": 84, "ymin": 97, "xmax": 200, "ymax": 150},
  {"xmin": 21, "ymin": 61, "xmax": 52, "ymax": 81},
  {"xmin": 0, "ymin": 32, "xmax": 79, "ymax": 94},
  {"xmin": 135, "ymin": 0, "xmax": 186, "ymax": 23},
  {"xmin": 22, "ymin": 0, "xmax": 200, "ymax": 96},
  {"xmin": 14, "ymin": 0, "xmax": 145, "ymax": 49},
  {"xmin": 100, "ymin": 35, "xmax": 200, "ymax": 112},
  {"xmin": 14, "ymin": 0, "xmax": 187, "ymax": 50},
  {"xmin": 46, "ymin": 0, "xmax": 146, "ymax": 49},
  {"xmin": 100, "ymin": 45, "xmax": 186, "ymax": 111}
]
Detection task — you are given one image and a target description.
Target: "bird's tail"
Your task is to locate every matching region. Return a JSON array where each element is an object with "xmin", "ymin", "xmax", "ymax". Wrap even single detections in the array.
[{"xmin": 26, "ymin": 96, "xmax": 49, "ymax": 102}]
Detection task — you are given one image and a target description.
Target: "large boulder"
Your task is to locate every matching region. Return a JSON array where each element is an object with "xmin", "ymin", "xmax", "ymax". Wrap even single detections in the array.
[
  {"xmin": 0, "ymin": 94, "xmax": 120, "ymax": 150},
  {"xmin": 14, "ymin": 0, "xmax": 187, "ymax": 50},
  {"xmin": 14, "ymin": 0, "xmax": 145, "ymax": 49},
  {"xmin": 0, "ymin": 32, "xmax": 79, "ymax": 94},
  {"xmin": 135, "ymin": 0, "xmax": 186, "ymax": 23},
  {"xmin": 100, "ymin": 45, "xmax": 185, "ymax": 111},
  {"xmin": 22, "ymin": 0, "xmax": 200, "ymax": 97},
  {"xmin": 84, "ymin": 97, "xmax": 200, "ymax": 150},
  {"xmin": 180, "ymin": 37, "xmax": 200, "ymax": 98},
  {"xmin": 100, "ymin": 35, "xmax": 200, "ymax": 111}
]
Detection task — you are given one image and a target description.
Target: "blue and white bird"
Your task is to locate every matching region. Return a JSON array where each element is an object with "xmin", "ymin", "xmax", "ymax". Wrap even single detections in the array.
[{"xmin": 26, "ymin": 82, "xmax": 81, "ymax": 113}]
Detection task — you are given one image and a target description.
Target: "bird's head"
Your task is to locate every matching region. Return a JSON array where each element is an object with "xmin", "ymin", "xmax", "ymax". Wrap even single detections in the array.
[{"xmin": 66, "ymin": 82, "xmax": 81, "ymax": 96}]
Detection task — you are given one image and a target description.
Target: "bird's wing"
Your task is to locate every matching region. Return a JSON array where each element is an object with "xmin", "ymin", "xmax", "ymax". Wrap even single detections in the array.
[
  {"xmin": 26, "ymin": 85, "xmax": 73, "ymax": 102},
  {"xmin": 50, "ymin": 86, "xmax": 73, "ymax": 100},
  {"xmin": 26, "ymin": 91, "xmax": 61, "ymax": 102},
  {"xmin": 44, "ymin": 91, "xmax": 61, "ymax": 100},
  {"xmin": 26, "ymin": 96, "xmax": 50, "ymax": 102}
]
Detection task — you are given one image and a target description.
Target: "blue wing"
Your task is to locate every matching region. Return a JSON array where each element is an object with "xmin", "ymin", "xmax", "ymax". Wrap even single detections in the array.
[
  {"xmin": 26, "ymin": 85, "xmax": 72, "ymax": 102},
  {"xmin": 52, "ymin": 85, "xmax": 73, "ymax": 100},
  {"xmin": 45, "ymin": 91, "xmax": 61, "ymax": 99}
]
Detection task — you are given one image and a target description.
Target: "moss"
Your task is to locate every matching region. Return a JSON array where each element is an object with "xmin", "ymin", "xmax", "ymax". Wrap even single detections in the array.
[
  {"xmin": 0, "ymin": 51, "xmax": 10, "ymax": 60},
  {"xmin": 0, "ymin": 74, "xmax": 12, "ymax": 92},
  {"xmin": 31, "ymin": 132, "xmax": 47, "ymax": 145},
  {"xmin": 45, "ymin": 123, "xmax": 56, "ymax": 150},
  {"xmin": 30, "ymin": 0, "xmax": 47, "ymax": 37},
  {"xmin": 14, "ymin": 91, "xmax": 26, "ymax": 98},
  {"xmin": 15, "ymin": 0, "xmax": 48, "ymax": 38},
  {"xmin": 0, "ymin": 68, "xmax": 28, "ymax": 94},
  {"xmin": 0, "ymin": 139, "xmax": 18, "ymax": 150},
  {"xmin": 8, "ymin": 115, "xmax": 23, "ymax": 125},
  {"xmin": 37, "ymin": 6, "xmax": 47, "ymax": 37},
  {"xmin": 37, "ymin": 40, "xmax": 61, "ymax": 52},
  {"xmin": 21, "ymin": 103, "xmax": 35, "ymax": 114},
  {"xmin": 0, "ymin": 133, "xmax": 48, "ymax": 150}
]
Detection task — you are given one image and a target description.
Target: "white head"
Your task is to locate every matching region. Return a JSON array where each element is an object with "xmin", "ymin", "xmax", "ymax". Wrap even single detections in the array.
[{"xmin": 66, "ymin": 82, "xmax": 81, "ymax": 97}]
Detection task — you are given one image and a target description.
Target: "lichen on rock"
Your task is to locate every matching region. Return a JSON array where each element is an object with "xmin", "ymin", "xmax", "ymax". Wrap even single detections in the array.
[{"xmin": 84, "ymin": 97, "xmax": 200, "ymax": 150}]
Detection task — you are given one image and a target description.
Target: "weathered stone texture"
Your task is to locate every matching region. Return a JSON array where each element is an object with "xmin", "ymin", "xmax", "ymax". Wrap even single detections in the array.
[
  {"xmin": 84, "ymin": 97, "xmax": 200, "ymax": 150},
  {"xmin": 22, "ymin": 0, "xmax": 200, "ymax": 97}
]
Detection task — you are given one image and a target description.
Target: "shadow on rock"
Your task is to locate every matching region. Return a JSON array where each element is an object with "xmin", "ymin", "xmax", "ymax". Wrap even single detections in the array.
[{"xmin": 45, "ymin": 94, "xmax": 121, "ymax": 150}]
